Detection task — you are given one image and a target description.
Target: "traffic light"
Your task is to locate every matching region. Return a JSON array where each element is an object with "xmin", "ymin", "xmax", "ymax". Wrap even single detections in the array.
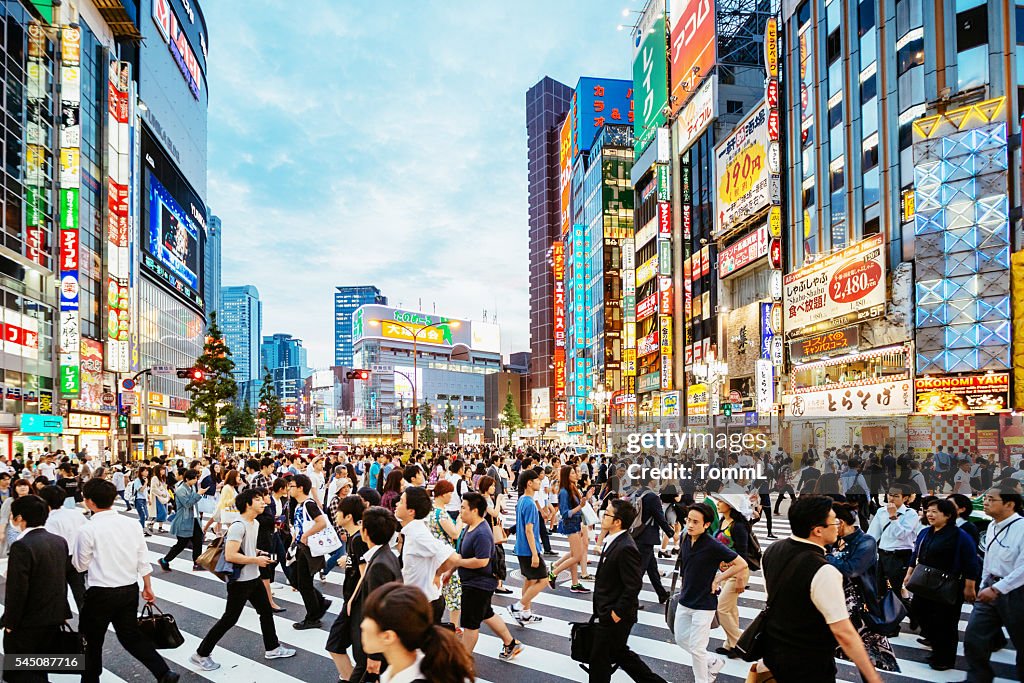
[
  {"xmin": 346, "ymin": 370, "xmax": 371, "ymax": 381},
  {"xmin": 177, "ymin": 367, "xmax": 205, "ymax": 381},
  {"xmin": 723, "ymin": 403, "xmax": 732, "ymax": 418},
  {"xmin": 117, "ymin": 414, "xmax": 128, "ymax": 429}
]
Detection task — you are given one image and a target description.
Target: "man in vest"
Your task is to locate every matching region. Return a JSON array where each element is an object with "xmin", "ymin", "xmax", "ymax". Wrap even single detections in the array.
[{"xmin": 760, "ymin": 496, "xmax": 882, "ymax": 682}]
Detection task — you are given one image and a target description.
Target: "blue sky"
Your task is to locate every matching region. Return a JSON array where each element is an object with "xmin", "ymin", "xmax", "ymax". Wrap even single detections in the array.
[{"xmin": 205, "ymin": 1, "xmax": 635, "ymax": 367}]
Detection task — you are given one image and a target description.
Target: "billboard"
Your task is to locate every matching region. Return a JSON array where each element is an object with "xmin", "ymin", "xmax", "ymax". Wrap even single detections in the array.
[
  {"xmin": 784, "ymin": 234, "xmax": 886, "ymax": 338},
  {"xmin": 559, "ymin": 114, "xmax": 572, "ymax": 236},
  {"xmin": 58, "ymin": 26, "xmax": 82, "ymax": 396},
  {"xmin": 353, "ymin": 304, "xmax": 500, "ymax": 355},
  {"xmin": 105, "ymin": 61, "xmax": 132, "ymax": 373},
  {"xmin": 571, "ymin": 77, "xmax": 633, "ymax": 159},
  {"xmin": 669, "ymin": 0, "xmax": 716, "ymax": 116},
  {"xmin": 72, "ymin": 339, "xmax": 110, "ymax": 413},
  {"xmin": 148, "ymin": 175, "xmax": 200, "ymax": 292},
  {"xmin": 714, "ymin": 100, "xmax": 774, "ymax": 235},
  {"xmin": 788, "ymin": 380, "xmax": 913, "ymax": 417},
  {"xmin": 718, "ymin": 226, "xmax": 768, "ymax": 278},
  {"xmin": 914, "ymin": 374, "xmax": 1009, "ymax": 413},
  {"xmin": 632, "ymin": 2, "xmax": 668, "ymax": 156},
  {"xmin": 674, "ymin": 73, "xmax": 716, "ymax": 155},
  {"xmin": 531, "ymin": 387, "xmax": 551, "ymax": 424},
  {"xmin": 393, "ymin": 366, "xmax": 424, "ymax": 401}
]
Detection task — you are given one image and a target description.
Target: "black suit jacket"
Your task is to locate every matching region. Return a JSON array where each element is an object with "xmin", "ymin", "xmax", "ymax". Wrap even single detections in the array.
[
  {"xmin": 592, "ymin": 532, "xmax": 642, "ymax": 625},
  {"xmin": 2, "ymin": 528, "xmax": 71, "ymax": 629},
  {"xmin": 349, "ymin": 543, "xmax": 402, "ymax": 624},
  {"xmin": 635, "ymin": 489, "xmax": 674, "ymax": 546}
]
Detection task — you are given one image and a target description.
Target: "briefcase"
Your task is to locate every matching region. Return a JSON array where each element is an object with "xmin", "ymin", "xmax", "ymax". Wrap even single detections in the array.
[
  {"xmin": 54, "ymin": 623, "xmax": 85, "ymax": 655},
  {"xmin": 569, "ymin": 618, "xmax": 618, "ymax": 674},
  {"xmin": 138, "ymin": 601, "xmax": 185, "ymax": 649}
]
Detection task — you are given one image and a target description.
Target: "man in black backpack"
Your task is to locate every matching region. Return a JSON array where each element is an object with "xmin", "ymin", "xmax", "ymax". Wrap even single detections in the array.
[{"xmin": 630, "ymin": 475, "xmax": 674, "ymax": 607}]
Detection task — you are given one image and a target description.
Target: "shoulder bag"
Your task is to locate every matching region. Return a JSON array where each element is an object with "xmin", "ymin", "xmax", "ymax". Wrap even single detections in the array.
[
  {"xmin": 214, "ymin": 520, "xmax": 246, "ymax": 582},
  {"xmin": 905, "ymin": 530, "xmax": 963, "ymax": 606},
  {"xmin": 569, "ymin": 616, "xmax": 618, "ymax": 675},
  {"xmin": 195, "ymin": 534, "xmax": 225, "ymax": 575},
  {"xmin": 299, "ymin": 500, "xmax": 343, "ymax": 558},
  {"xmin": 137, "ymin": 601, "xmax": 185, "ymax": 649}
]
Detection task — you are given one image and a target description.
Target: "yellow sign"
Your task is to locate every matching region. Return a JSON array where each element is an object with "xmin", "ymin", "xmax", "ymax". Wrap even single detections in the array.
[
  {"xmin": 660, "ymin": 316, "xmax": 673, "ymax": 356},
  {"xmin": 768, "ymin": 205, "xmax": 782, "ymax": 238},
  {"xmin": 912, "ymin": 96, "xmax": 1006, "ymax": 141},
  {"xmin": 901, "ymin": 189, "xmax": 915, "ymax": 223},
  {"xmin": 719, "ymin": 141, "xmax": 766, "ymax": 206},
  {"xmin": 636, "ymin": 255, "xmax": 658, "ymax": 287},
  {"xmin": 687, "ymin": 383, "xmax": 708, "ymax": 415},
  {"xmin": 380, "ymin": 321, "xmax": 452, "ymax": 346},
  {"xmin": 765, "ymin": 18, "xmax": 778, "ymax": 78},
  {"xmin": 623, "ymin": 348, "xmax": 637, "ymax": 377}
]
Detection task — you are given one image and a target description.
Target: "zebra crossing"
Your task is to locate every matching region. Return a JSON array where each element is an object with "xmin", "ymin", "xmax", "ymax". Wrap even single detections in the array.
[{"xmin": 0, "ymin": 503, "xmax": 1018, "ymax": 682}]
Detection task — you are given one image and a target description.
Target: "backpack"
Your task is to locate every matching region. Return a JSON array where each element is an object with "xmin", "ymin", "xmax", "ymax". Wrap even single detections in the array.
[
  {"xmin": 629, "ymin": 490, "xmax": 654, "ymax": 540},
  {"xmin": 744, "ymin": 526, "xmax": 763, "ymax": 571}
]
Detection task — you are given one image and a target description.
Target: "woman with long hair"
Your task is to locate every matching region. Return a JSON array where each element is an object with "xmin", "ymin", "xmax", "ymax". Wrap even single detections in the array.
[
  {"xmin": 361, "ymin": 582, "xmax": 474, "ymax": 683},
  {"xmin": 148, "ymin": 464, "xmax": 170, "ymax": 534},
  {"xmin": 130, "ymin": 466, "xmax": 151, "ymax": 535},
  {"xmin": 205, "ymin": 469, "xmax": 240, "ymax": 535},
  {"xmin": 547, "ymin": 465, "xmax": 594, "ymax": 593},
  {"xmin": 477, "ymin": 475, "xmax": 512, "ymax": 595},
  {"xmin": 380, "ymin": 469, "xmax": 404, "ymax": 511},
  {"xmin": 711, "ymin": 494, "xmax": 752, "ymax": 657},
  {"xmin": 0, "ymin": 478, "xmax": 31, "ymax": 556}
]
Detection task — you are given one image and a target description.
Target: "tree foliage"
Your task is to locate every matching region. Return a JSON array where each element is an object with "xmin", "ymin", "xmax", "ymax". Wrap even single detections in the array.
[
  {"xmin": 184, "ymin": 313, "xmax": 237, "ymax": 452},
  {"xmin": 420, "ymin": 401, "xmax": 435, "ymax": 444},
  {"xmin": 443, "ymin": 400, "xmax": 456, "ymax": 443},
  {"xmin": 501, "ymin": 390, "xmax": 524, "ymax": 441},
  {"xmin": 221, "ymin": 401, "xmax": 257, "ymax": 438},
  {"xmin": 258, "ymin": 369, "xmax": 285, "ymax": 436}
]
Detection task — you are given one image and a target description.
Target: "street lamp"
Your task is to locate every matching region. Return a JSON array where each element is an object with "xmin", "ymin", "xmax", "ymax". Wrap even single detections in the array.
[
  {"xmin": 588, "ymin": 384, "xmax": 612, "ymax": 453},
  {"xmin": 368, "ymin": 318, "xmax": 461, "ymax": 450},
  {"xmin": 693, "ymin": 360, "xmax": 729, "ymax": 443}
]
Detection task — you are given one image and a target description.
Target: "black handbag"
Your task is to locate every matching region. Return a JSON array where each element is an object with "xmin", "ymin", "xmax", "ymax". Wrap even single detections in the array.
[
  {"xmin": 905, "ymin": 564, "xmax": 960, "ymax": 605},
  {"xmin": 569, "ymin": 618, "xmax": 618, "ymax": 674},
  {"xmin": 492, "ymin": 545, "xmax": 508, "ymax": 582},
  {"xmin": 138, "ymin": 601, "xmax": 185, "ymax": 649},
  {"xmin": 53, "ymin": 623, "xmax": 85, "ymax": 655}
]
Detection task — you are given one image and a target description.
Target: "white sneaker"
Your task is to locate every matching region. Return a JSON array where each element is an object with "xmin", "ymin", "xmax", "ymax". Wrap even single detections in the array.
[
  {"xmin": 189, "ymin": 653, "xmax": 220, "ymax": 671},
  {"xmin": 264, "ymin": 646, "xmax": 296, "ymax": 660},
  {"xmin": 707, "ymin": 656, "xmax": 725, "ymax": 681}
]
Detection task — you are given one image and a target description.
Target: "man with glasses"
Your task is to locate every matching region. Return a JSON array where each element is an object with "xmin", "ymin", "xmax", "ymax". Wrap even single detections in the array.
[
  {"xmin": 963, "ymin": 482, "xmax": 1024, "ymax": 682},
  {"xmin": 588, "ymin": 498, "xmax": 667, "ymax": 683},
  {"xmin": 761, "ymin": 496, "xmax": 882, "ymax": 683}
]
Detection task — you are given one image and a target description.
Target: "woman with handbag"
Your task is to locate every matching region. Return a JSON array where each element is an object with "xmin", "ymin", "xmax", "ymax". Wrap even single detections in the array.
[
  {"xmin": 545, "ymin": 465, "xmax": 594, "ymax": 594},
  {"xmin": 827, "ymin": 501, "xmax": 900, "ymax": 674},
  {"xmin": 198, "ymin": 463, "xmax": 222, "ymax": 522},
  {"xmin": 902, "ymin": 497, "xmax": 981, "ymax": 671},
  {"xmin": 204, "ymin": 469, "xmax": 240, "ymax": 536},
  {"xmin": 479, "ymin": 476, "xmax": 512, "ymax": 595},
  {"xmin": 148, "ymin": 465, "xmax": 170, "ymax": 534},
  {"xmin": 427, "ymin": 480, "xmax": 463, "ymax": 629},
  {"xmin": 0, "ymin": 479, "xmax": 31, "ymax": 558}
]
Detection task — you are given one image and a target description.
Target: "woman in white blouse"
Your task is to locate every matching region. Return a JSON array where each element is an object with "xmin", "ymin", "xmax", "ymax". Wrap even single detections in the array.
[{"xmin": 147, "ymin": 465, "xmax": 171, "ymax": 534}]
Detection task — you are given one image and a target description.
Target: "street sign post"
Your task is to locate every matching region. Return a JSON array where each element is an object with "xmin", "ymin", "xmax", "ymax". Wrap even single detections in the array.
[{"xmin": 151, "ymin": 365, "xmax": 175, "ymax": 375}]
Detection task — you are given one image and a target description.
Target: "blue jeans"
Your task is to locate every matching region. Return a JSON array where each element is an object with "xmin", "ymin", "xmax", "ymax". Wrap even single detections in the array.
[
  {"xmin": 134, "ymin": 499, "xmax": 148, "ymax": 528},
  {"xmin": 323, "ymin": 543, "xmax": 347, "ymax": 574}
]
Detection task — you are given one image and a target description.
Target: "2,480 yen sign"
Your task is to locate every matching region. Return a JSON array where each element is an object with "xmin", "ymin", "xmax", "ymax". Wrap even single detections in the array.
[{"xmin": 719, "ymin": 142, "xmax": 765, "ymax": 205}]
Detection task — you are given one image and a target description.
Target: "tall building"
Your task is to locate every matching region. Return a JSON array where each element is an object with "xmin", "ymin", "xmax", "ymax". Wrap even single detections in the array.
[
  {"xmin": 205, "ymin": 213, "xmax": 222, "ymax": 323},
  {"xmin": 525, "ymin": 77, "xmax": 574, "ymax": 426},
  {"xmin": 261, "ymin": 333, "xmax": 310, "ymax": 408},
  {"xmin": 334, "ymin": 285, "xmax": 387, "ymax": 366},
  {"xmin": 220, "ymin": 285, "xmax": 262, "ymax": 407}
]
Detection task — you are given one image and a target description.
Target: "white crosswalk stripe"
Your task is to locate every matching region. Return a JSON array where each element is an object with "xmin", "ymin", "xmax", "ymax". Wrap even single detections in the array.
[{"xmin": 0, "ymin": 504, "xmax": 1016, "ymax": 682}]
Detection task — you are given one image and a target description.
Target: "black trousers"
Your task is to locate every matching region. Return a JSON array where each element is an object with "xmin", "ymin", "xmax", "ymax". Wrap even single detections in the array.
[
  {"xmin": 163, "ymin": 520, "xmax": 204, "ymax": 563},
  {"xmin": 292, "ymin": 546, "xmax": 326, "ymax": 622},
  {"xmin": 637, "ymin": 544, "xmax": 668, "ymax": 602},
  {"xmin": 197, "ymin": 578, "xmax": 279, "ymax": 656},
  {"xmin": 431, "ymin": 596, "xmax": 445, "ymax": 625},
  {"xmin": 763, "ymin": 645, "xmax": 837, "ymax": 683},
  {"xmin": 913, "ymin": 595, "xmax": 961, "ymax": 667},
  {"xmin": 876, "ymin": 550, "xmax": 912, "ymax": 613},
  {"xmin": 964, "ymin": 586, "xmax": 1024, "ymax": 682},
  {"xmin": 588, "ymin": 619, "xmax": 667, "ymax": 683},
  {"xmin": 759, "ymin": 494, "xmax": 773, "ymax": 535},
  {"xmin": 80, "ymin": 585, "xmax": 169, "ymax": 683},
  {"xmin": 3, "ymin": 625, "xmax": 60, "ymax": 683},
  {"xmin": 774, "ymin": 486, "xmax": 796, "ymax": 512},
  {"xmin": 538, "ymin": 516, "xmax": 553, "ymax": 553},
  {"xmin": 68, "ymin": 566, "xmax": 87, "ymax": 610},
  {"xmin": 348, "ymin": 613, "xmax": 385, "ymax": 683}
]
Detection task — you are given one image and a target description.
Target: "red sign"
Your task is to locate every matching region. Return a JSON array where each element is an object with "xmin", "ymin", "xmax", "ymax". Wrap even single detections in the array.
[
  {"xmin": 658, "ymin": 202, "xmax": 671, "ymax": 236},
  {"xmin": 766, "ymin": 79, "xmax": 779, "ymax": 109},
  {"xmin": 60, "ymin": 230, "xmax": 79, "ymax": 271},
  {"xmin": 914, "ymin": 374, "xmax": 1010, "ymax": 413},
  {"xmin": 768, "ymin": 110, "xmax": 780, "ymax": 141},
  {"xmin": 670, "ymin": 0, "xmax": 717, "ymax": 117},
  {"xmin": 636, "ymin": 293, "xmax": 658, "ymax": 322},
  {"xmin": 554, "ymin": 348, "xmax": 566, "ymax": 399},
  {"xmin": 107, "ymin": 179, "xmax": 129, "ymax": 247},
  {"xmin": 659, "ymin": 277, "xmax": 673, "ymax": 315},
  {"xmin": 718, "ymin": 227, "xmax": 768, "ymax": 277},
  {"xmin": 554, "ymin": 402, "xmax": 567, "ymax": 421},
  {"xmin": 2, "ymin": 321, "xmax": 39, "ymax": 351},
  {"xmin": 769, "ymin": 238, "xmax": 782, "ymax": 269},
  {"xmin": 25, "ymin": 228, "xmax": 45, "ymax": 267}
]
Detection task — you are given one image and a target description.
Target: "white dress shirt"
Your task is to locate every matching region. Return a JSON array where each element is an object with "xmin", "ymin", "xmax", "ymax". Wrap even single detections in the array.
[
  {"xmin": 73, "ymin": 509, "xmax": 152, "ymax": 587},
  {"xmin": 866, "ymin": 504, "xmax": 920, "ymax": 551},
  {"xmin": 982, "ymin": 512, "xmax": 1024, "ymax": 594},
  {"xmin": 45, "ymin": 507, "xmax": 86, "ymax": 556},
  {"xmin": 400, "ymin": 518, "xmax": 455, "ymax": 602},
  {"xmin": 601, "ymin": 530, "xmax": 625, "ymax": 554},
  {"xmin": 380, "ymin": 651, "xmax": 425, "ymax": 683}
]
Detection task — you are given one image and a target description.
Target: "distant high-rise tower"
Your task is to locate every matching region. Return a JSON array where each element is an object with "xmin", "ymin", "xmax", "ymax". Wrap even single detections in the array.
[
  {"xmin": 261, "ymin": 333, "xmax": 310, "ymax": 407},
  {"xmin": 334, "ymin": 286, "xmax": 387, "ymax": 366},
  {"xmin": 205, "ymin": 213, "xmax": 222, "ymax": 322},
  {"xmin": 525, "ymin": 77, "xmax": 573, "ymax": 423},
  {"xmin": 220, "ymin": 285, "xmax": 262, "ymax": 406}
]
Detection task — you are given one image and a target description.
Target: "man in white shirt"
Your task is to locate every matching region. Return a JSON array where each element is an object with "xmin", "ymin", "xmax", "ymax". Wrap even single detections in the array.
[
  {"xmin": 37, "ymin": 455, "xmax": 56, "ymax": 482},
  {"xmin": 952, "ymin": 459, "xmax": 974, "ymax": 496},
  {"xmin": 964, "ymin": 482, "xmax": 1024, "ymax": 682},
  {"xmin": 394, "ymin": 487, "xmax": 460, "ymax": 624},
  {"xmin": 866, "ymin": 484, "xmax": 920, "ymax": 611},
  {"xmin": 445, "ymin": 460, "xmax": 467, "ymax": 520},
  {"xmin": 40, "ymin": 485, "xmax": 87, "ymax": 608},
  {"xmin": 74, "ymin": 479, "xmax": 178, "ymax": 683}
]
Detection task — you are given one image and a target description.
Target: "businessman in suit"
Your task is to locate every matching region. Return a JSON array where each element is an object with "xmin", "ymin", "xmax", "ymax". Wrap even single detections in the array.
[
  {"xmin": 2, "ymin": 495, "xmax": 73, "ymax": 683},
  {"xmin": 348, "ymin": 506, "xmax": 401, "ymax": 683},
  {"xmin": 632, "ymin": 477, "xmax": 675, "ymax": 605},
  {"xmin": 589, "ymin": 498, "xmax": 667, "ymax": 683}
]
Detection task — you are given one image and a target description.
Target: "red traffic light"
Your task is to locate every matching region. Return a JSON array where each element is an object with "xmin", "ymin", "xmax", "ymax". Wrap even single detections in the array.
[
  {"xmin": 346, "ymin": 370, "xmax": 371, "ymax": 381},
  {"xmin": 177, "ymin": 367, "xmax": 205, "ymax": 381}
]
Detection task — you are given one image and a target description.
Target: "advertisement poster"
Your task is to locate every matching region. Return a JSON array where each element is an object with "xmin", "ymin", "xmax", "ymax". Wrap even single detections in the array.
[
  {"xmin": 784, "ymin": 234, "xmax": 886, "ymax": 337},
  {"xmin": 531, "ymin": 387, "xmax": 550, "ymax": 424},
  {"xmin": 632, "ymin": 1, "xmax": 667, "ymax": 155},
  {"xmin": 914, "ymin": 374, "xmax": 1010, "ymax": 413},
  {"xmin": 674, "ymin": 74, "xmax": 716, "ymax": 155},
  {"xmin": 788, "ymin": 380, "xmax": 913, "ymax": 418},
  {"xmin": 669, "ymin": 0, "xmax": 716, "ymax": 117},
  {"xmin": 718, "ymin": 226, "xmax": 768, "ymax": 277},
  {"xmin": 714, "ymin": 100, "xmax": 772, "ymax": 235}
]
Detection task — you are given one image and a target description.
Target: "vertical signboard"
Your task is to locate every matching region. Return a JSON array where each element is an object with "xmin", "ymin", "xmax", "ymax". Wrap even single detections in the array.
[
  {"xmin": 669, "ymin": 0, "xmax": 716, "ymax": 116},
  {"xmin": 26, "ymin": 24, "xmax": 50, "ymax": 269},
  {"xmin": 559, "ymin": 114, "xmax": 572, "ymax": 237},
  {"xmin": 106, "ymin": 61, "xmax": 132, "ymax": 372},
  {"xmin": 58, "ymin": 26, "xmax": 82, "ymax": 396},
  {"xmin": 632, "ymin": 0, "xmax": 668, "ymax": 156}
]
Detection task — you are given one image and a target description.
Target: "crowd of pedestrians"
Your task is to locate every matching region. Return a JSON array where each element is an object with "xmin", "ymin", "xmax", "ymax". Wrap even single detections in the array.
[{"xmin": 0, "ymin": 441, "xmax": 1022, "ymax": 682}]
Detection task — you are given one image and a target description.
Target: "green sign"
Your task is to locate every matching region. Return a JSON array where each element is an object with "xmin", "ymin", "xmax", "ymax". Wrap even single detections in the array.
[
  {"xmin": 657, "ymin": 164, "xmax": 670, "ymax": 201},
  {"xmin": 25, "ymin": 186, "xmax": 45, "ymax": 226},
  {"xmin": 59, "ymin": 188, "xmax": 79, "ymax": 230},
  {"xmin": 632, "ymin": 4, "xmax": 668, "ymax": 157},
  {"xmin": 659, "ymin": 239, "xmax": 672, "ymax": 275},
  {"xmin": 20, "ymin": 413, "xmax": 64, "ymax": 434},
  {"xmin": 29, "ymin": 1, "xmax": 52, "ymax": 23},
  {"xmin": 60, "ymin": 365, "xmax": 80, "ymax": 395}
]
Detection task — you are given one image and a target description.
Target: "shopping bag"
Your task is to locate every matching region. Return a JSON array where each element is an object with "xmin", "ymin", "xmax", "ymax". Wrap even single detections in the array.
[
  {"xmin": 137, "ymin": 602, "xmax": 185, "ymax": 649},
  {"xmin": 307, "ymin": 523, "xmax": 343, "ymax": 558},
  {"xmin": 581, "ymin": 503, "xmax": 599, "ymax": 527}
]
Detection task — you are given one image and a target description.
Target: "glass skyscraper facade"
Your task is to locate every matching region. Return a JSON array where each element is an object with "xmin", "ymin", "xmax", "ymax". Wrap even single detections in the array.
[
  {"xmin": 334, "ymin": 285, "xmax": 386, "ymax": 366},
  {"xmin": 221, "ymin": 285, "xmax": 261, "ymax": 406}
]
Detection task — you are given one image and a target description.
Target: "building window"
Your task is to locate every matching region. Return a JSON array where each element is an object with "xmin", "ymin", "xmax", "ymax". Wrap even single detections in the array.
[
  {"xmin": 858, "ymin": 0, "xmax": 875, "ymax": 35},
  {"xmin": 897, "ymin": 36, "xmax": 925, "ymax": 75},
  {"xmin": 957, "ymin": 45, "xmax": 989, "ymax": 91},
  {"xmin": 726, "ymin": 100, "xmax": 744, "ymax": 114}
]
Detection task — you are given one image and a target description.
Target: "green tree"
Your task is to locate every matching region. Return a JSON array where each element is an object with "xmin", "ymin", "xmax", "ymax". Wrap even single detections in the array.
[
  {"xmin": 501, "ymin": 390, "xmax": 524, "ymax": 441},
  {"xmin": 221, "ymin": 400, "xmax": 257, "ymax": 438},
  {"xmin": 443, "ymin": 400, "xmax": 456, "ymax": 443},
  {"xmin": 258, "ymin": 369, "xmax": 285, "ymax": 436},
  {"xmin": 184, "ymin": 313, "xmax": 237, "ymax": 452},
  {"xmin": 420, "ymin": 401, "xmax": 435, "ymax": 444}
]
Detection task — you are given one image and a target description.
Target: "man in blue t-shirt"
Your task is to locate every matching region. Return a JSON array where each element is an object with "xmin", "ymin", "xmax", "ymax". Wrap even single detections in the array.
[
  {"xmin": 455, "ymin": 492, "xmax": 523, "ymax": 661},
  {"xmin": 509, "ymin": 470, "xmax": 548, "ymax": 626},
  {"xmin": 367, "ymin": 453, "xmax": 386, "ymax": 490},
  {"xmin": 673, "ymin": 502, "xmax": 747, "ymax": 682}
]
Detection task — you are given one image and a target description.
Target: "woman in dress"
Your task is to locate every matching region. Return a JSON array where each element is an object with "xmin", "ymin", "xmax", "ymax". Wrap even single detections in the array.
[
  {"xmin": 711, "ymin": 493, "xmax": 752, "ymax": 658},
  {"xmin": 427, "ymin": 480, "xmax": 462, "ymax": 629},
  {"xmin": 148, "ymin": 464, "xmax": 170, "ymax": 534},
  {"xmin": 827, "ymin": 501, "xmax": 900, "ymax": 674}
]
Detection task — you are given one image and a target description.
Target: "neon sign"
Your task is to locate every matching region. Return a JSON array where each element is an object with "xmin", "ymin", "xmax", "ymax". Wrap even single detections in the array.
[{"xmin": 152, "ymin": 0, "xmax": 203, "ymax": 99}]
